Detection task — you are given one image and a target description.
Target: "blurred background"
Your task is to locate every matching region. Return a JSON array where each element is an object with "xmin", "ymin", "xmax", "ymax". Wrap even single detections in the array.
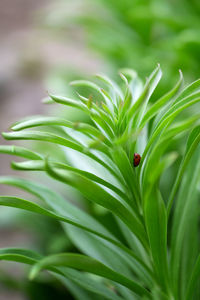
[{"xmin": 0, "ymin": 0, "xmax": 200, "ymax": 299}]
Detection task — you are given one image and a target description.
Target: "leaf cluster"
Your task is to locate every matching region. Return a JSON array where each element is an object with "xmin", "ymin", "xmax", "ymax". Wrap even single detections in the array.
[{"xmin": 0, "ymin": 66, "xmax": 200, "ymax": 299}]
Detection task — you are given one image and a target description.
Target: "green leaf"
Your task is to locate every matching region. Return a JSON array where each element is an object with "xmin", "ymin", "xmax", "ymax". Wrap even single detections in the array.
[
  {"xmin": 2, "ymin": 130, "xmax": 120, "ymax": 180},
  {"xmin": 170, "ymin": 149, "xmax": 200, "ymax": 299},
  {"xmin": 127, "ymin": 65, "xmax": 162, "ymax": 157},
  {"xmin": 30, "ymin": 253, "xmax": 151, "ymax": 298},
  {"xmin": 159, "ymin": 114, "xmax": 200, "ymax": 144},
  {"xmin": 111, "ymin": 147, "xmax": 141, "ymax": 214},
  {"xmin": 0, "ymin": 247, "xmax": 42, "ymax": 263},
  {"xmin": 0, "ymin": 248, "xmax": 123, "ymax": 300},
  {"xmin": 95, "ymin": 73, "xmax": 123, "ymax": 101},
  {"xmin": 128, "ymin": 64, "xmax": 162, "ymax": 127},
  {"xmin": 167, "ymin": 126, "xmax": 200, "ymax": 216},
  {"xmin": 11, "ymin": 116, "xmax": 101, "ymax": 138},
  {"xmin": 56, "ymin": 270, "xmax": 124, "ymax": 300},
  {"xmin": 11, "ymin": 115, "xmax": 113, "ymax": 155},
  {"xmin": 0, "ymin": 145, "xmax": 42, "ymax": 160},
  {"xmin": 0, "ymin": 195, "xmax": 128, "ymax": 260},
  {"xmin": 185, "ymin": 254, "xmax": 200, "ymax": 300},
  {"xmin": 50, "ymin": 94, "xmax": 88, "ymax": 112},
  {"xmin": 140, "ymin": 70, "xmax": 183, "ymax": 128},
  {"xmin": 91, "ymin": 112, "xmax": 115, "ymax": 140},
  {"xmin": 65, "ymin": 225, "xmax": 133, "ymax": 283},
  {"xmin": 141, "ymin": 116, "xmax": 200, "ymax": 190},
  {"xmin": 175, "ymin": 78, "xmax": 200, "ymax": 103},
  {"xmin": 0, "ymin": 177, "xmax": 151, "ymax": 277},
  {"xmin": 11, "ymin": 160, "xmax": 131, "ymax": 208},
  {"xmin": 0, "ymin": 195, "xmax": 122, "ymax": 250},
  {"xmin": 45, "ymin": 161, "xmax": 149, "ymax": 250},
  {"xmin": 141, "ymin": 93, "xmax": 200, "ymax": 166},
  {"xmin": 144, "ymin": 186, "xmax": 170, "ymax": 295}
]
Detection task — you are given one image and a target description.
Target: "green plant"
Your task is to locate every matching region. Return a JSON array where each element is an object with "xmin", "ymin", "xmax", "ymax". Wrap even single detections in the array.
[{"xmin": 0, "ymin": 65, "xmax": 200, "ymax": 299}]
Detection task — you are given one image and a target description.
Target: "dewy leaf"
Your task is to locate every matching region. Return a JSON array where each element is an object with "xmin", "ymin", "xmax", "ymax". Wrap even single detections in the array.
[{"xmin": 30, "ymin": 253, "xmax": 151, "ymax": 297}]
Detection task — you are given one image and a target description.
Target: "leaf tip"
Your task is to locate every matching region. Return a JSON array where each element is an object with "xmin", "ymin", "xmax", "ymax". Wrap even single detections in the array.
[
  {"xmin": 69, "ymin": 80, "xmax": 76, "ymax": 86},
  {"xmin": 178, "ymin": 69, "xmax": 183, "ymax": 79},
  {"xmin": 2, "ymin": 132, "xmax": 9, "ymax": 139},
  {"xmin": 29, "ymin": 267, "xmax": 38, "ymax": 281},
  {"xmin": 10, "ymin": 123, "xmax": 18, "ymax": 131}
]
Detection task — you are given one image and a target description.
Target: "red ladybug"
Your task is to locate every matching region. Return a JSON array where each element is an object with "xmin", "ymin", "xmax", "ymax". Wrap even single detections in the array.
[{"xmin": 133, "ymin": 153, "xmax": 141, "ymax": 167}]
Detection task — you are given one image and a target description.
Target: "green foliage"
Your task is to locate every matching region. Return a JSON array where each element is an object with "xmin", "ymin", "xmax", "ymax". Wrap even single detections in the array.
[
  {"xmin": 44, "ymin": 0, "xmax": 200, "ymax": 94},
  {"xmin": 0, "ymin": 66, "xmax": 200, "ymax": 299}
]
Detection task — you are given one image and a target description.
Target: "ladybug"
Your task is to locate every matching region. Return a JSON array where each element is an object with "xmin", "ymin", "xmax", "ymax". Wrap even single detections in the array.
[{"xmin": 133, "ymin": 153, "xmax": 141, "ymax": 167}]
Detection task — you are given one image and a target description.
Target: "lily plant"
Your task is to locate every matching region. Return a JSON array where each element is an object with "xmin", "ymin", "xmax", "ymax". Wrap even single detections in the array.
[{"xmin": 0, "ymin": 65, "xmax": 200, "ymax": 300}]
